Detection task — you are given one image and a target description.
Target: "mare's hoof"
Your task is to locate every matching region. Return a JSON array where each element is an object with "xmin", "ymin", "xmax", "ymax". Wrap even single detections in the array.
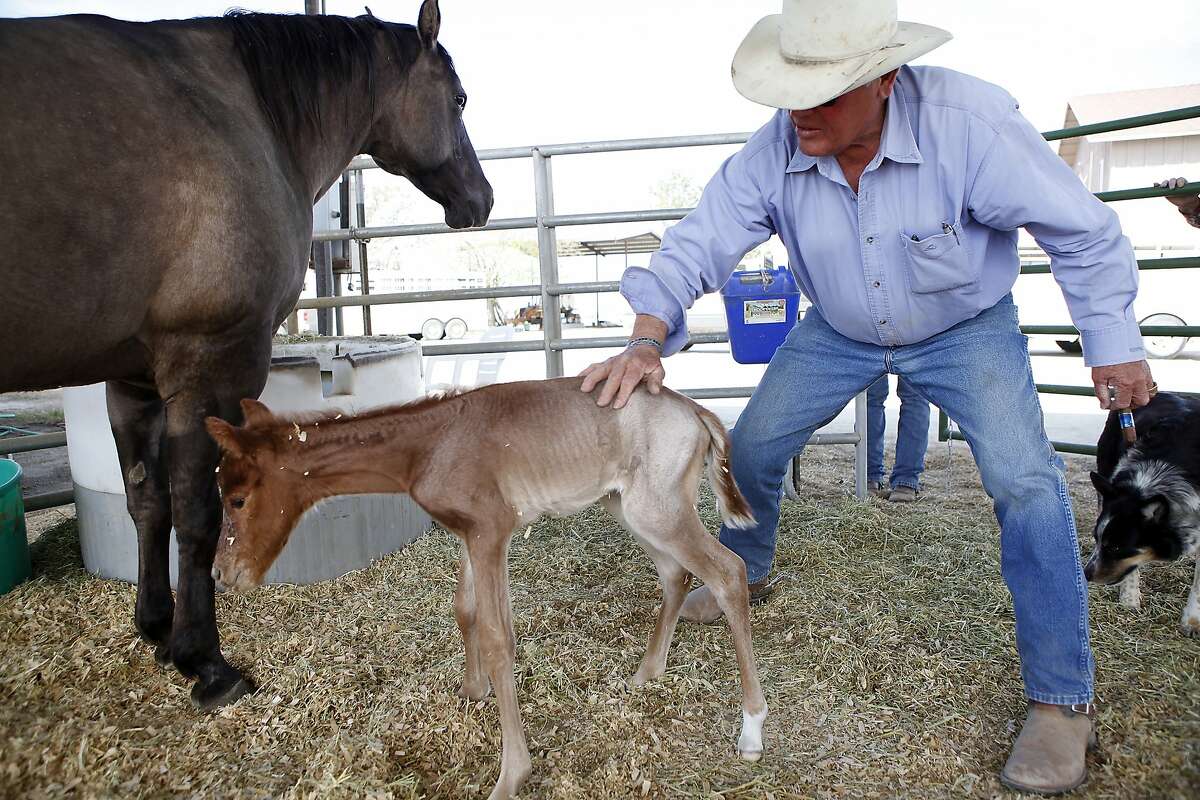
[
  {"xmin": 153, "ymin": 645, "xmax": 173, "ymax": 669},
  {"xmin": 136, "ymin": 624, "xmax": 173, "ymax": 652},
  {"xmin": 191, "ymin": 673, "xmax": 255, "ymax": 712}
]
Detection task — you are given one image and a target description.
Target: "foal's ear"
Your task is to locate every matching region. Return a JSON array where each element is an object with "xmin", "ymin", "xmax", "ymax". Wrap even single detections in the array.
[
  {"xmin": 417, "ymin": 0, "xmax": 440, "ymax": 50},
  {"xmin": 206, "ymin": 417, "xmax": 245, "ymax": 457},
  {"xmin": 240, "ymin": 398, "xmax": 274, "ymax": 429}
]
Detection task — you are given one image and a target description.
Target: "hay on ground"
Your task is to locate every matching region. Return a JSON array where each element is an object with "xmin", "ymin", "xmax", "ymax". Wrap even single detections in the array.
[{"xmin": 1, "ymin": 444, "xmax": 1197, "ymax": 799}]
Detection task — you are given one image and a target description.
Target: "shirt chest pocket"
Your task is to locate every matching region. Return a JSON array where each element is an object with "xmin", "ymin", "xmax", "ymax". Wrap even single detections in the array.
[{"xmin": 899, "ymin": 223, "xmax": 978, "ymax": 294}]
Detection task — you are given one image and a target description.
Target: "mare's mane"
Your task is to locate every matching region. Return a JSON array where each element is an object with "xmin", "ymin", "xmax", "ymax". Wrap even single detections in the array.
[{"xmin": 222, "ymin": 11, "xmax": 435, "ymax": 138}]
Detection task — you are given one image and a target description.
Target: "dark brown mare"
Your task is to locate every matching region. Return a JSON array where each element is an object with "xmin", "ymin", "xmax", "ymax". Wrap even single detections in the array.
[{"xmin": 0, "ymin": 0, "xmax": 491, "ymax": 710}]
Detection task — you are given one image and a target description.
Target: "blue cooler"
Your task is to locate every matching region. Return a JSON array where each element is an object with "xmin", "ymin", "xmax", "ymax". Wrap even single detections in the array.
[{"xmin": 720, "ymin": 267, "xmax": 802, "ymax": 364}]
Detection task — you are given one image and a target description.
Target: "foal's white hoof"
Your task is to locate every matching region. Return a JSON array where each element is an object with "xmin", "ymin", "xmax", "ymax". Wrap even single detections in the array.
[
  {"xmin": 736, "ymin": 704, "xmax": 768, "ymax": 762},
  {"xmin": 737, "ymin": 743, "xmax": 763, "ymax": 762}
]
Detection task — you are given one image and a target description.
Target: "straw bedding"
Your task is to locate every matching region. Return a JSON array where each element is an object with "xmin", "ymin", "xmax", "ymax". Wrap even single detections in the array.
[{"xmin": 1, "ymin": 443, "xmax": 1197, "ymax": 799}]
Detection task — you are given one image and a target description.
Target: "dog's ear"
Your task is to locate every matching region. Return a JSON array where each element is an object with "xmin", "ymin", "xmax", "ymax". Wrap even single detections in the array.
[
  {"xmin": 1142, "ymin": 495, "xmax": 1169, "ymax": 524},
  {"xmin": 1090, "ymin": 471, "xmax": 1113, "ymax": 496}
]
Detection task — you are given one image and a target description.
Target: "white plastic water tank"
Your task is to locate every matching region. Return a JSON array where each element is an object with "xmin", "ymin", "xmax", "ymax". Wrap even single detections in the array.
[{"xmin": 64, "ymin": 336, "xmax": 433, "ymax": 586}]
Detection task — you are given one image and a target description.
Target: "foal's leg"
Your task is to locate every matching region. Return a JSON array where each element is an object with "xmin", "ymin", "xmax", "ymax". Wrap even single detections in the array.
[
  {"xmin": 466, "ymin": 528, "xmax": 531, "ymax": 800},
  {"xmin": 454, "ymin": 538, "xmax": 490, "ymax": 699},
  {"xmin": 601, "ymin": 493, "xmax": 691, "ymax": 686},
  {"xmin": 624, "ymin": 495, "xmax": 768, "ymax": 761},
  {"xmin": 107, "ymin": 380, "xmax": 173, "ymax": 662}
]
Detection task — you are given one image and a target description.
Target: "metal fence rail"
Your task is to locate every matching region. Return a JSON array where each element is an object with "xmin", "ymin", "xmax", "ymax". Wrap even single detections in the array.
[{"xmin": 15, "ymin": 104, "xmax": 1200, "ymax": 509}]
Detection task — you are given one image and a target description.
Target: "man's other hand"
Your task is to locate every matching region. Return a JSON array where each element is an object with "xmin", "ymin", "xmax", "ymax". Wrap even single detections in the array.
[
  {"xmin": 1155, "ymin": 177, "xmax": 1200, "ymax": 214},
  {"xmin": 1092, "ymin": 360, "xmax": 1155, "ymax": 410}
]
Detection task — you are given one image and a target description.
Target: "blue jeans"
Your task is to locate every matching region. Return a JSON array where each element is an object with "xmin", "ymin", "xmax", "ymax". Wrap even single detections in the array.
[
  {"xmin": 866, "ymin": 374, "xmax": 930, "ymax": 490},
  {"xmin": 720, "ymin": 297, "xmax": 1093, "ymax": 704}
]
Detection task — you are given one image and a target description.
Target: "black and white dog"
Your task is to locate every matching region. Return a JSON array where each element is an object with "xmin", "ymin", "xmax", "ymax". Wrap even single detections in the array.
[{"xmin": 1085, "ymin": 392, "xmax": 1200, "ymax": 635}]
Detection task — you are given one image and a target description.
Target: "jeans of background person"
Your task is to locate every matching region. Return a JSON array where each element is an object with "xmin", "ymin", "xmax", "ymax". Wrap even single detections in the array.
[
  {"xmin": 866, "ymin": 374, "xmax": 931, "ymax": 491},
  {"xmin": 719, "ymin": 296, "xmax": 1093, "ymax": 704}
]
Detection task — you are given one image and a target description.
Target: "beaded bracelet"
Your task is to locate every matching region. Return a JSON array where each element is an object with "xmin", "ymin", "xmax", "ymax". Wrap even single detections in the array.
[{"xmin": 626, "ymin": 336, "xmax": 664, "ymax": 353}]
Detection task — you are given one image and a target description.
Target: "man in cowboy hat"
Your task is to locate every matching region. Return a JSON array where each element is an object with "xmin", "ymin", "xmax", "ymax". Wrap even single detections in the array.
[{"xmin": 582, "ymin": 0, "xmax": 1156, "ymax": 794}]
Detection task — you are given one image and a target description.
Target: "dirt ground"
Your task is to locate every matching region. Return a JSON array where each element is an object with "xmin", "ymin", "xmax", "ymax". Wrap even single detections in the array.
[{"xmin": 1, "ymin": 390, "xmax": 69, "ymax": 500}]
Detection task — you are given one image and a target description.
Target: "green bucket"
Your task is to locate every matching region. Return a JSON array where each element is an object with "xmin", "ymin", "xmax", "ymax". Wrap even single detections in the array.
[{"xmin": 0, "ymin": 459, "xmax": 32, "ymax": 595}]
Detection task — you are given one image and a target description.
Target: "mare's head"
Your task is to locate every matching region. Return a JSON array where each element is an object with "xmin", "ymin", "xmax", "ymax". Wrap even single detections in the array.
[
  {"xmin": 205, "ymin": 400, "xmax": 314, "ymax": 592},
  {"xmin": 365, "ymin": 0, "xmax": 493, "ymax": 228}
]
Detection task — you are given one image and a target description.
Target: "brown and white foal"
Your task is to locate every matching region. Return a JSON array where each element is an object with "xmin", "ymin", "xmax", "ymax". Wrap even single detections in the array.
[{"xmin": 205, "ymin": 377, "xmax": 767, "ymax": 800}]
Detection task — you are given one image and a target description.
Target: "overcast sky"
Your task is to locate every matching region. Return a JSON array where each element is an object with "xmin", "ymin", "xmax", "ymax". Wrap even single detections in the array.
[{"xmin": 5, "ymin": 0, "xmax": 1198, "ymax": 139}]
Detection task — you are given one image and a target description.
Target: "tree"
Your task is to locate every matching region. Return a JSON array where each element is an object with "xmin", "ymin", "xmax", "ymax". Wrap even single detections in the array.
[
  {"xmin": 652, "ymin": 172, "xmax": 771, "ymax": 269},
  {"xmin": 653, "ymin": 171, "xmax": 702, "ymax": 209},
  {"xmin": 460, "ymin": 241, "xmax": 540, "ymax": 325}
]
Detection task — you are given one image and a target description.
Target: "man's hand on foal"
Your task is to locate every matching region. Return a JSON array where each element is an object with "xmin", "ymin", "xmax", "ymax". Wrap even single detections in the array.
[
  {"xmin": 1092, "ymin": 359, "xmax": 1155, "ymax": 410},
  {"xmin": 579, "ymin": 345, "xmax": 665, "ymax": 409}
]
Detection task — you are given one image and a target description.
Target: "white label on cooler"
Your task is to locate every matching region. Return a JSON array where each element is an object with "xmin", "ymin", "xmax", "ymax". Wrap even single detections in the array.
[{"xmin": 743, "ymin": 299, "xmax": 786, "ymax": 325}]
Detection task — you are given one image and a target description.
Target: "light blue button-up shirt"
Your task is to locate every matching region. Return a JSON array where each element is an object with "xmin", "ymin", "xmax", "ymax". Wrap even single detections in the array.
[{"xmin": 621, "ymin": 66, "xmax": 1145, "ymax": 367}]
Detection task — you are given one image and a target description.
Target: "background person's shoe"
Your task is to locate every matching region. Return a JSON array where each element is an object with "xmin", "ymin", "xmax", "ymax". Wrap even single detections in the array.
[
  {"xmin": 1000, "ymin": 702, "xmax": 1097, "ymax": 795},
  {"xmin": 868, "ymin": 480, "xmax": 890, "ymax": 499},
  {"xmin": 888, "ymin": 485, "xmax": 918, "ymax": 503}
]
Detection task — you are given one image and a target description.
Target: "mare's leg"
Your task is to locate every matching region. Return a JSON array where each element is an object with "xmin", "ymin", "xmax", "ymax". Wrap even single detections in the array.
[
  {"xmin": 158, "ymin": 335, "xmax": 269, "ymax": 710},
  {"xmin": 622, "ymin": 490, "xmax": 768, "ymax": 761},
  {"xmin": 601, "ymin": 493, "xmax": 691, "ymax": 686},
  {"xmin": 454, "ymin": 538, "xmax": 490, "ymax": 699},
  {"xmin": 1182, "ymin": 559, "xmax": 1200, "ymax": 636},
  {"xmin": 466, "ymin": 526, "xmax": 531, "ymax": 800},
  {"xmin": 1118, "ymin": 567, "xmax": 1142, "ymax": 610},
  {"xmin": 107, "ymin": 380, "xmax": 173, "ymax": 661}
]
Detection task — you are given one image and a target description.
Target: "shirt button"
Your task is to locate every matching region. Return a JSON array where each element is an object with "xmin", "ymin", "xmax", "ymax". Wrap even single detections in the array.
[
  {"xmin": 873, "ymin": 281, "xmax": 881, "ymax": 288},
  {"xmin": 865, "ymin": 236, "xmax": 874, "ymax": 244},
  {"xmin": 879, "ymin": 320, "xmax": 888, "ymax": 325}
]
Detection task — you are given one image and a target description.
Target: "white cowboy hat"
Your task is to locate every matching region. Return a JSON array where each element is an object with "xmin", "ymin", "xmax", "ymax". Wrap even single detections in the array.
[{"xmin": 731, "ymin": 0, "xmax": 952, "ymax": 110}]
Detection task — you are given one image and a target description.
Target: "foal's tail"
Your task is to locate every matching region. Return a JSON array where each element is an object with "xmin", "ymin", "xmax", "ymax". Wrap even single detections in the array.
[{"xmin": 695, "ymin": 405, "xmax": 756, "ymax": 530}]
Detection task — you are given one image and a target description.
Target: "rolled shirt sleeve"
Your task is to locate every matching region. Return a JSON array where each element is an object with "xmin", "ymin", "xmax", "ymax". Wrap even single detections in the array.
[
  {"xmin": 968, "ymin": 108, "xmax": 1145, "ymax": 367},
  {"xmin": 620, "ymin": 141, "xmax": 777, "ymax": 356}
]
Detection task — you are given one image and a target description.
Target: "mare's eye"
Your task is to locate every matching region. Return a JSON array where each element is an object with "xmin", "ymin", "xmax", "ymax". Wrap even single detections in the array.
[
  {"xmin": 454, "ymin": 94, "xmax": 467, "ymax": 110},
  {"xmin": 230, "ymin": 497, "xmax": 246, "ymax": 510}
]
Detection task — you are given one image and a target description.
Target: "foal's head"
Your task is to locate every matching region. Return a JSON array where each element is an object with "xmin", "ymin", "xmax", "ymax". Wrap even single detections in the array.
[
  {"xmin": 206, "ymin": 400, "xmax": 312, "ymax": 592},
  {"xmin": 365, "ymin": 0, "xmax": 493, "ymax": 228}
]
